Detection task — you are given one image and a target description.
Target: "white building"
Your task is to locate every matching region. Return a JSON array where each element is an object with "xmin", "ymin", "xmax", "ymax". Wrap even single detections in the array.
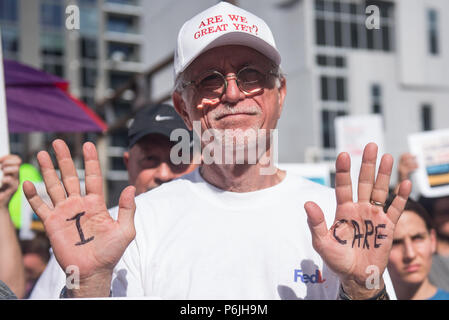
[
  {"xmin": 141, "ymin": 0, "xmax": 449, "ymax": 180},
  {"xmin": 0, "ymin": 0, "xmax": 146, "ymax": 204}
]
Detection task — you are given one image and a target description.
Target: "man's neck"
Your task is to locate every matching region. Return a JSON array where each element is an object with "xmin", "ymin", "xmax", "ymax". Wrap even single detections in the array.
[
  {"xmin": 199, "ymin": 163, "xmax": 286, "ymax": 192},
  {"xmin": 395, "ymin": 278, "xmax": 437, "ymax": 300}
]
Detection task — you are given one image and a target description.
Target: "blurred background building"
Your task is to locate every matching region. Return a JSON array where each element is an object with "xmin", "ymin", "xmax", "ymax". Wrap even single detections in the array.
[{"xmin": 1, "ymin": 0, "xmax": 449, "ymax": 206}]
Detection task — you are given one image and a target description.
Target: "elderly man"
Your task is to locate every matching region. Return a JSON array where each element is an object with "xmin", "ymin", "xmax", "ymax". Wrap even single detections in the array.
[
  {"xmin": 24, "ymin": 2, "xmax": 411, "ymax": 300},
  {"xmin": 28, "ymin": 103, "xmax": 197, "ymax": 299}
]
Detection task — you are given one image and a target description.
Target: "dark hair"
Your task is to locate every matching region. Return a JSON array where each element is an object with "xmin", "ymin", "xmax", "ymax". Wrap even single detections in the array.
[
  {"xmin": 20, "ymin": 231, "xmax": 51, "ymax": 263},
  {"xmin": 385, "ymin": 195, "xmax": 435, "ymax": 232},
  {"xmin": 418, "ymin": 195, "xmax": 449, "ymax": 218}
]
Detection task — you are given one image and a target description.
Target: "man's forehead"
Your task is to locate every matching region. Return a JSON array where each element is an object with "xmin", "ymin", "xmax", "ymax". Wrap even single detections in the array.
[
  {"xmin": 186, "ymin": 45, "xmax": 274, "ymax": 74},
  {"xmin": 134, "ymin": 134, "xmax": 173, "ymax": 150},
  {"xmin": 395, "ymin": 210, "xmax": 428, "ymax": 235}
]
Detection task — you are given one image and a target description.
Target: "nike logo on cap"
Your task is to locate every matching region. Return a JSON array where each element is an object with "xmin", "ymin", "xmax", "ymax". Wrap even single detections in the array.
[{"xmin": 155, "ymin": 115, "xmax": 174, "ymax": 121}]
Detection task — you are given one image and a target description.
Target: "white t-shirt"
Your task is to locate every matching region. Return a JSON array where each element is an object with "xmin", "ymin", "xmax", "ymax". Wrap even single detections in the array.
[{"xmin": 30, "ymin": 169, "xmax": 396, "ymax": 299}]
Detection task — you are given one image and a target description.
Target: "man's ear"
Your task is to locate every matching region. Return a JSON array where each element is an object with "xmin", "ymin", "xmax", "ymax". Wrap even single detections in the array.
[
  {"xmin": 277, "ymin": 76, "xmax": 287, "ymax": 119},
  {"xmin": 173, "ymin": 91, "xmax": 193, "ymax": 130},
  {"xmin": 123, "ymin": 151, "xmax": 130, "ymax": 170},
  {"xmin": 430, "ymin": 229, "xmax": 437, "ymax": 254}
]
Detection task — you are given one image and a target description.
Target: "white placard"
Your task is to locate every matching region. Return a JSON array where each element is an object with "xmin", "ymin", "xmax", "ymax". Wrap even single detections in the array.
[
  {"xmin": 0, "ymin": 27, "xmax": 11, "ymax": 186},
  {"xmin": 335, "ymin": 114, "xmax": 385, "ymax": 201},
  {"xmin": 278, "ymin": 163, "xmax": 331, "ymax": 187},
  {"xmin": 408, "ymin": 129, "xmax": 449, "ymax": 198}
]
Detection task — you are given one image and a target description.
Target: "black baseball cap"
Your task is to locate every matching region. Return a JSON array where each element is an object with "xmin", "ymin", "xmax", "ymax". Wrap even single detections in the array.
[{"xmin": 127, "ymin": 103, "xmax": 192, "ymax": 148}]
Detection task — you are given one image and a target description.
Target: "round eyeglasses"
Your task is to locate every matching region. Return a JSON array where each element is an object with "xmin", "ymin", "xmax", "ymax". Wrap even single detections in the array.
[{"xmin": 181, "ymin": 66, "xmax": 279, "ymax": 100}]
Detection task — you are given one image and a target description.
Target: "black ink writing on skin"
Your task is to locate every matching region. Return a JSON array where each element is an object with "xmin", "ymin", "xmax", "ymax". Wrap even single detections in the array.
[
  {"xmin": 333, "ymin": 219, "xmax": 348, "ymax": 245},
  {"xmin": 66, "ymin": 212, "xmax": 94, "ymax": 246},
  {"xmin": 374, "ymin": 224, "xmax": 387, "ymax": 248},
  {"xmin": 351, "ymin": 220, "xmax": 364, "ymax": 248},
  {"xmin": 363, "ymin": 220, "xmax": 374, "ymax": 249},
  {"xmin": 334, "ymin": 219, "xmax": 386, "ymax": 249}
]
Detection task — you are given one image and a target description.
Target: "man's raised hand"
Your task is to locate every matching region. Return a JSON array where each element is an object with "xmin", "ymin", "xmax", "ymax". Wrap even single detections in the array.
[
  {"xmin": 305, "ymin": 143, "xmax": 411, "ymax": 299},
  {"xmin": 23, "ymin": 139, "xmax": 136, "ymax": 298}
]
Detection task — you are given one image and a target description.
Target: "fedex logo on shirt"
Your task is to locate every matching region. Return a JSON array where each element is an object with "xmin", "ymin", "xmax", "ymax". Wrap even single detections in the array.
[{"xmin": 294, "ymin": 269, "xmax": 326, "ymax": 284}]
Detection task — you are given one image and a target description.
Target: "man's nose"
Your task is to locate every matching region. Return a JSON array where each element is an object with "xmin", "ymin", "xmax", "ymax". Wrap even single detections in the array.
[
  {"xmin": 403, "ymin": 238, "xmax": 417, "ymax": 262},
  {"xmin": 222, "ymin": 74, "xmax": 245, "ymax": 104},
  {"xmin": 154, "ymin": 162, "xmax": 175, "ymax": 184}
]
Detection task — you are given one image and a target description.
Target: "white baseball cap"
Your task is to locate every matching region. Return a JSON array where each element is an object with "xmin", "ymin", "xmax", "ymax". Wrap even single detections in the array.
[{"xmin": 174, "ymin": 1, "xmax": 281, "ymax": 78}]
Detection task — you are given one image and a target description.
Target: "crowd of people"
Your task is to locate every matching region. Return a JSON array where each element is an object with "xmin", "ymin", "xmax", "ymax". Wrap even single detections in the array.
[{"xmin": 0, "ymin": 2, "xmax": 448, "ymax": 300}]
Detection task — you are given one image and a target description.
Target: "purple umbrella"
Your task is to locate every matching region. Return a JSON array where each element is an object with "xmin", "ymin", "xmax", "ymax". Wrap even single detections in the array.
[{"xmin": 3, "ymin": 59, "xmax": 107, "ymax": 133}]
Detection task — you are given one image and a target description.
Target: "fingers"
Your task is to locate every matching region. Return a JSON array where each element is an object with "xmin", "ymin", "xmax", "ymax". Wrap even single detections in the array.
[
  {"xmin": 83, "ymin": 142, "xmax": 104, "ymax": 197},
  {"xmin": 53, "ymin": 139, "xmax": 81, "ymax": 197},
  {"xmin": 37, "ymin": 150, "xmax": 67, "ymax": 206},
  {"xmin": 0, "ymin": 155, "xmax": 21, "ymax": 191},
  {"xmin": 0, "ymin": 154, "xmax": 22, "ymax": 168},
  {"xmin": 117, "ymin": 186, "xmax": 136, "ymax": 241},
  {"xmin": 370, "ymin": 154, "xmax": 393, "ymax": 206},
  {"xmin": 304, "ymin": 201, "xmax": 328, "ymax": 251},
  {"xmin": 386, "ymin": 180, "xmax": 412, "ymax": 224},
  {"xmin": 400, "ymin": 153, "xmax": 418, "ymax": 168},
  {"xmin": 23, "ymin": 180, "xmax": 51, "ymax": 222},
  {"xmin": 335, "ymin": 152, "xmax": 353, "ymax": 205},
  {"xmin": 398, "ymin": 153, "xmax": 418, "ymax": 181},
  {"xmin": 357, "ymin": 143, "xmax": 378, "ymax": 203}
]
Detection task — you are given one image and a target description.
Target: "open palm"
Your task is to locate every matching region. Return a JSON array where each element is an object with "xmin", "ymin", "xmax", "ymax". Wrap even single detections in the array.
[
  {"xmin": 23, "ymin": 140, "xmax": 136, "ymax": 284},
  {"xmin": 305, "ymin": 143, "xmax": 411, "ymax": 295}
]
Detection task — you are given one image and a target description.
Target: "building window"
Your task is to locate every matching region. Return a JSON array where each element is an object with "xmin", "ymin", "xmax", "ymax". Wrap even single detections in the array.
[
  {"xmin": 421, "ymin": 104, "xmax": 433, "ymax": 131},
  {"xmin": 371, "ymin": 84, "xmax": 382, "ymax": 114},
  {"xmin": 110, "ymin": 128, "xmax": 129, "ymax": 148},
  {"xmin": 427, "ymin": 9, "xmax": 439, "ymax": 55},
  {"xmin": 336, "ymin": 77, "xmax": 346, "ymax": 101},
  {"xmin": 107, "ymin": 14, "xmax": 137, "ymax": 33},
  {"xmin": 316, "ymin": 18, "xmax": 326, "ymax": 45},
  {"xmin": 322, "ymin": 109, "xmax": 347, "ymax": 149},
  {"xmin": 0, "ymin": 26, "xmax": 19, "ymax": 57},
  {"xmin": 40, "ymin": 2, "xmax": 64, "ymax": 28},
  {"xmin": 320, "ymin": 76, "xmax": 347, "ymax": 102},
  {"xmin": 314, "ymin": 0, "xmax": 394, "ymax": 52},
  {"xmin": 41, "ymin": 33, "xmax": 64, "ymax": 56},
  {"xmin": 106, "ymin": 0, "xmax": 138, "ymax": 4},
  {"xmin": 42, "ymin": 63, "xmax": 64, "ymax": 77},
  {"xmin": 80, "ymin": 7, "xmax": 99, "ymax": 37},
  {"xmin": 80, "ymin": 37, "xmax": 98, "ymax": 59},
  {"xmin": 316, "ymin": 55, "xmax": 346, "ymax": 68},
  {"xmin": 108, "ymin": 42, "xmax": 139, "ymax": 62},
  {"xmin": 317, "ymin": 54, "xmax": 327, "ymax": 66},
  {"xmin": 79, "ymin": 0, "xmax": 98, "ymax": 5},
  {"xmin": 0, "ymin": 0, "xmax": 18, "ymax": 22},
  {"xmin": 81, "ymin": 68, "xmax": 97, "ymax": 88}
]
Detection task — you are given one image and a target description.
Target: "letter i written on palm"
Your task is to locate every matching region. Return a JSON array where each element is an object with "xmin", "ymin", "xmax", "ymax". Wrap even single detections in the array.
[
  {"xmin": 304, "ymin": 143, "xmax": 412, "ymax": 298},
  {"xmin": 23, "ymin": 140, "xmax": 136, "ymax": 296}
]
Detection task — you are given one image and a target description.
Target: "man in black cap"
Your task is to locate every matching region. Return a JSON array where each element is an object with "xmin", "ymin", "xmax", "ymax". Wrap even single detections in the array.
[
  {"xmin": 28, "ymin": 103, "xmax": 197, "ymax": 299},
  {"xmin": 124, "ymin": 103, "xmax": 197, "ymax": 195}
]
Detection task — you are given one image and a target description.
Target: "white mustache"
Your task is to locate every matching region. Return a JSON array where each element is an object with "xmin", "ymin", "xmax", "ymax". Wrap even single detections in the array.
[{"xmin": 212, "ymin": 104, "xmax": 261, "ymax": 120}]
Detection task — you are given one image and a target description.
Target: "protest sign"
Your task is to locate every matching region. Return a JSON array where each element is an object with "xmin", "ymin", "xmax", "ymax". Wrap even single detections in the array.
[
  {"xmin": 408, "ymin": 129, "xmax": 449, "ymax": 198},
  {"xmin": 335, "ymin": 114, "xmax": 385, "ymax": 201}
]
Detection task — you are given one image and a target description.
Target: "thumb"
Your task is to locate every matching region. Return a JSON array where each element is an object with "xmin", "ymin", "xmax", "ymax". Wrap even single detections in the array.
[
  {"xmin": 304, "ymin": 201, "xmax": 328, "ymax": 252},
  {"xmin": 117, "ymin": 186, "xmax": 136, "ymax": 241}
]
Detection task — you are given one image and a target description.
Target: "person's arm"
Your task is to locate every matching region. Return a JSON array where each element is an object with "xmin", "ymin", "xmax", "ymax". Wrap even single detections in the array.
[
  {"xmin": 0, "ymin": 155, "xmax": 25, "ymax": 298},
  {"xmin": 23, "ymin": 140, "xmax": 136, "ymax": 298},
  {"xmin": 304, "ymin": 143, "xmax": 411, "ymax": 299},
  {"xmin": 394, "ymin": 153, "xmax": 418, "ymax": 194}
]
